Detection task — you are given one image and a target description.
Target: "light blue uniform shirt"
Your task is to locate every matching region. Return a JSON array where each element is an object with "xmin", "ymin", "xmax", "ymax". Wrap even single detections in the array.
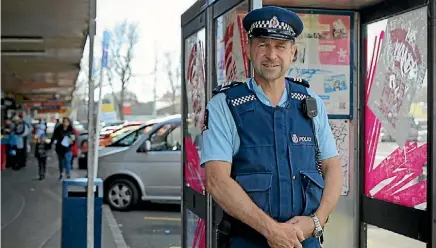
[{"xmin": 201, "ymin": 78, "xmax": 338, "ymax": 165}]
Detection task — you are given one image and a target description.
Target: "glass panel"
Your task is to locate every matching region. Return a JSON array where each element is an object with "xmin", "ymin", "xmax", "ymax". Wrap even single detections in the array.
[
  {"xmin": 149, "ymin": 123, "xmax": 179, "ymax": 151},
  {"xmin": 364, "ymin": 7, "xmax": 427, "ymax": 210},
  {"xmin": 184, "ymin": 28, "xmax": 206, "ymax": 193},
  {"xmin": 366, "ymin": 224, "xmax": 426, "ymax": 248},
  {"xmin": 186, "ymin": 210, "xmax": 206, "ymax": 248},
  {"xmin": 215, "ymin": 1, "xmax": 250, "ymax": 85}
]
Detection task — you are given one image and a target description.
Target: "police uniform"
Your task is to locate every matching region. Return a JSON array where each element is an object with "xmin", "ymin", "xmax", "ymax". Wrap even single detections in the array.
[{"xmin": 201, "ymin": 6, "xmax": 338, "ymax": 248}]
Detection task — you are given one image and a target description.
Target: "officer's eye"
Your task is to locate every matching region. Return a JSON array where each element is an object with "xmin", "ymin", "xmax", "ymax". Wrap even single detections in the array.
[
  {"xmin": 277, "ymin": 45, "xmax": 286, "ymax": 49},
  {"xmin": 258, "ymin": 43, "xmax": 266, "ymax": 47}
]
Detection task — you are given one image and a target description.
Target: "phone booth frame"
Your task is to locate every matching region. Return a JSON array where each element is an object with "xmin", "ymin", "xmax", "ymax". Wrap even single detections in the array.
[{"xmin": 181, "ymin": 0, "xmax": 436, "ymax": 247}]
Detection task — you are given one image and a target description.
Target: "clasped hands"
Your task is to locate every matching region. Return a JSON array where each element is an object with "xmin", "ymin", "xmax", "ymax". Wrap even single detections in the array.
[{"xmin": 266, "ymin": 216, "xmax": 315, "ymax": 248}]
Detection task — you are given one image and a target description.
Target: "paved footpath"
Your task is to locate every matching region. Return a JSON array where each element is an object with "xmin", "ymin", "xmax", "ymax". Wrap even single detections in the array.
[{"xmin": 1, "ymin": 151, "xmax": 128, "ymax": 248}]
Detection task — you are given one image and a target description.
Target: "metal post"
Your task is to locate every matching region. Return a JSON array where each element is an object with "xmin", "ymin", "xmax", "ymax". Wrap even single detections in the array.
[
  {"xmin": 205, "ymin": 5, "xmax": 214, "ymax": 248},
  {"xmin": 87, "ymin": 0, "xmax": 97, "ymax": 247},
  {"xmin": 428, "ymin": 1, "xmax": 436, "ymax": 247},
  {"xmin": 94, "ymin": 60, "xmax": 105, "ymax": 179}
]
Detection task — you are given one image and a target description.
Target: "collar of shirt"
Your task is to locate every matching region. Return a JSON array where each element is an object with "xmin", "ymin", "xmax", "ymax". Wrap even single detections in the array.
[{"xmin": 247, "ymin": 78, "xmax": 288, "ymax": 107}]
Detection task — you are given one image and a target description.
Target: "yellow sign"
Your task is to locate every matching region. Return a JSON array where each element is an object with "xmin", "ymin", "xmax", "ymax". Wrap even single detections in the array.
[{"xmin": 101, "ymin": 103, "xmax": 115, "ymax": 112}]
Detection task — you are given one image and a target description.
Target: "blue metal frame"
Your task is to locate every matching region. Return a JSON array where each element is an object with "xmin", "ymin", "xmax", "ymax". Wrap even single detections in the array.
[{"xmin": 274, "ymin": 7, "xmax": 355, "ymax": 120}]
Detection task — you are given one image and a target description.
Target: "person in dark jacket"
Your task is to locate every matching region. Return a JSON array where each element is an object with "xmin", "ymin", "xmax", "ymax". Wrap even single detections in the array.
[
  {"xmin": 35, "ymin": 134, "xmax": 50, "ymax": 180},
  {"xmin": 49, "ymin": 117, "xmax": 76, "ymax": 179}
]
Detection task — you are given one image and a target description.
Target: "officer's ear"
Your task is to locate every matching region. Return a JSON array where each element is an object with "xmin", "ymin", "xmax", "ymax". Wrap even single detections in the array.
[
  {"xmin": 245, "ymin": 38, "xmax": 252, "ymax": 60},
  {"xmin": 290, "ymin": 40, "xmax": 297, "ymax": 62}
]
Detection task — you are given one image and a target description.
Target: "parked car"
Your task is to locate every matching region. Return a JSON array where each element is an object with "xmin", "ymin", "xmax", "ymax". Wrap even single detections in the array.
[
  {"xmin": 97, "ymin": 114, "xmax": 182, "ymax": 211},
  {"xmin": 99, "ymin": 122, "xmax": 143, "ymax": 147}
]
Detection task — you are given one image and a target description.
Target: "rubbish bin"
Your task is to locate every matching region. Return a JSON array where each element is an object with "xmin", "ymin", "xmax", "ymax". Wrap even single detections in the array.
[{"xmin": 61, "ymin": 178, "xmax": 103, "ymax": 248}]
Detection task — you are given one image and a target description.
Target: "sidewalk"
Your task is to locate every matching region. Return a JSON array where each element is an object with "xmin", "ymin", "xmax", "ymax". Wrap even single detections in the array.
[{"xmin": 1, "ymin": 152, "xmax": 127, "ymax": 248}]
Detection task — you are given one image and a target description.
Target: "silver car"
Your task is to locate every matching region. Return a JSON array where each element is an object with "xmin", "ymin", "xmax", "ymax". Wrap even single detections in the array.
[{"xmin": 97, "ymin": 115, "xmax": 182, "ymax": 211}]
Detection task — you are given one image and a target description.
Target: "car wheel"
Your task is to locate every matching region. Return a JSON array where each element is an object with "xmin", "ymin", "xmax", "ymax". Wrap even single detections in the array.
[{"xmin": 105, "ymin": 178, "xmax": 139, "ymax": 211}]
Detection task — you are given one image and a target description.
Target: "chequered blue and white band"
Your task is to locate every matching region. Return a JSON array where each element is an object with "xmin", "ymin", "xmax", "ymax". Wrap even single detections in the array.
[
  {"xmin": 248, "ymin": 16, "xmax": 295, "ymax": 37},
  {"xmin": 290, "ymin": 92, "xmax": 308, "ymax": 101},
  {"xmin": 231, "ymin": 95, "xmax": 256, "ymax": 106}
]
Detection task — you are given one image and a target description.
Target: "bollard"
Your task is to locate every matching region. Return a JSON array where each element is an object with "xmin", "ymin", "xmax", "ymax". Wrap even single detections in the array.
[{"xmin": 61, "ymin": 178, "xmax": 103, "ymax": 248}]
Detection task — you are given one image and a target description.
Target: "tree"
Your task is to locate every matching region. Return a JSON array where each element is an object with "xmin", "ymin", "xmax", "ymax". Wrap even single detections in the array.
[
  {"xmin": 106, "ymin": 20, "xmax": 140, "ymax": 120},
  {"xmin": 162, "ymin": 52, "xmax": 181, "ymax": 114}
]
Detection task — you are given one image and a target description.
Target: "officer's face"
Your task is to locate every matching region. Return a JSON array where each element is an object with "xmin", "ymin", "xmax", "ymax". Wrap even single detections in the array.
[{"xmin": 247, "ymin": 38, "xmax": 296, "ymax": 81}]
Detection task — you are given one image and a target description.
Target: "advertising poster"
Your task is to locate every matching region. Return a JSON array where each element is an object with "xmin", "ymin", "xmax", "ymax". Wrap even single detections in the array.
[
  {"xmin": 287, "ymin": 12, "xmax": 353, "ymax": 117},
  {"xmin": 364, "ymin": 7, "xmax": 427, "ymax": 209},
  {"xmin": 184, "ymin": 29, "xmax": 206, "ymax": 193},
  {"xmin": 367, "ymin": 8, "xmax": 427, "ymax": 148},
  {"xmin": 186, "ymin": 210, "xmax": 206, "ymax": 248},
  {"xmin": 184, "ymin": 29, "xmax": 207, "ymax": 248},
  {"xmin": 216, "ymin": 10, "xmax": 249, "ymax": 85}
]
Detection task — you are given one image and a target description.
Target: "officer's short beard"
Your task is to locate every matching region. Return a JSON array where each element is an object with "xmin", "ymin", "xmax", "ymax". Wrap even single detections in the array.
[{"xmin": 253, "ymin": 63, "xmax": 287, "ymax": 82}]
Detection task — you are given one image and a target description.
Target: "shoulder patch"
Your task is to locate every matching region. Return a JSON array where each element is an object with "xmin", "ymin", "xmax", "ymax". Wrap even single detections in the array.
[
  {"xmin": 212, "ymin": 81, "xmax": 245, "ymax": 96},
  {"xmin": 287, "ymin": 77, "xmax": 310, "ymax": 88}
]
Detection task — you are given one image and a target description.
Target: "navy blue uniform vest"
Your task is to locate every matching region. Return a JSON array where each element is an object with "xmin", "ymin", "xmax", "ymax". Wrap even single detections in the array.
[{"xmin": 216, "ymin": 78, "xmax": 324, "ymax": 248}]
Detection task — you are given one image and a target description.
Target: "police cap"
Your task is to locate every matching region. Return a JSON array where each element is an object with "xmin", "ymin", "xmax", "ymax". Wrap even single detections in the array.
[{"xmin": 243, "ymin": 6, "xmax": 303, "ymax": 40}]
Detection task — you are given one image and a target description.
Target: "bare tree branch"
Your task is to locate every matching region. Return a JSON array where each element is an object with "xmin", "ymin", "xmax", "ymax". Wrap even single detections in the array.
[
  {"xmin": 162, "ymin": 52, "xmax": 181, "ymax": 114},
  {"xmin": 105, "ymin": 20, "xmax": 140, "ymax": 120}
]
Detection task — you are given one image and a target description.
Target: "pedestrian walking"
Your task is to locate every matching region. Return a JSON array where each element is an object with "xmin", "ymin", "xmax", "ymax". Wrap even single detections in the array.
[
  {"xmin": 34, "ymin": 134, "xmax": 50, "ymax": 180},
  {"xmin": 49, "ymin": 117, "xmax": 76, "ymax": 179}
]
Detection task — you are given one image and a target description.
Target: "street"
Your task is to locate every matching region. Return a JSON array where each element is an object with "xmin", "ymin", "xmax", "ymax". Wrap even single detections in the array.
[{"xmin": 112, "ymin": 203, "xmax": 182, "ymax": 248}]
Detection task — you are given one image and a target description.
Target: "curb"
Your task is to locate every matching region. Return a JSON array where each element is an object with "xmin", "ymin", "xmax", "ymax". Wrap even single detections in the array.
[{"xmin": 103, "ymin": 205, "xmax": 129, "ymax": 248}]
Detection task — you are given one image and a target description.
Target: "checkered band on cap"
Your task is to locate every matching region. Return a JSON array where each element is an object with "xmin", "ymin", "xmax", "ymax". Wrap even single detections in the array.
[
  {"xmin": 231, "ymin": 95, "xmax": 256, "ymax": 106},
  {"xmin": 248, "ymin": 16, "xmax": 295, "ymax": 37},
  {"xmin": 290, "ymin": 92, "xmax": 308, "ymax": 101}
]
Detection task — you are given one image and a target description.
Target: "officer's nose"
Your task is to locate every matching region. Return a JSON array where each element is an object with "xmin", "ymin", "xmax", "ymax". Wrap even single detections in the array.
[{"xmin": 265, "ymin": 46, "xmax": 278, "ymax": 60}]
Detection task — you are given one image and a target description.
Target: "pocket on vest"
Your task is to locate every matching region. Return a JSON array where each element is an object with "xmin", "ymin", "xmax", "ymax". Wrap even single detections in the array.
[
  {"xmin": 235, "ymin": 173, "xmax": 272, "ymax": 214},
  {"xmin": 300, "ymin": 170, "xmax": 325, "ymax": 216}
]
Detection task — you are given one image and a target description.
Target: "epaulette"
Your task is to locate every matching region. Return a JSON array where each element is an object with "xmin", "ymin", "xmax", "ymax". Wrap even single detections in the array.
[
  {"xmin": 287, "ymin": 77, "xmax": 310, "ymax": 88},
  {"xmin": 212, "ymin": 81, "xmax": 245, "ymax": 96}
]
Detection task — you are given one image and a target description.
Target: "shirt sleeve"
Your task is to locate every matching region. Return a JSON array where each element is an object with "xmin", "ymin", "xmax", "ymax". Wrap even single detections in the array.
[
  {"xmin": 200, "ymin": 93, "xmax": 237, "ymax": 166},
  {"xmin": 313, "ymin": 95, "xmax": 339, "ymax": 160}
]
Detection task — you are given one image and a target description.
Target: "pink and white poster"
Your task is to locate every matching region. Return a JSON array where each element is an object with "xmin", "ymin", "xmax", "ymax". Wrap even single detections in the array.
[
  {"xmin": 364, "ymin": 7, "xmax": 427, "ymax": 210},
  {"xmin": 184, "ymin": 29, "xmax": 206, "ymax": 194},
  {"xmin": 216, "ymin": 10, "xmax": 249, "ymax": 85},
  {"xmin": 184, "ymin": 29, "xmax": 207, "ymax": 248}
]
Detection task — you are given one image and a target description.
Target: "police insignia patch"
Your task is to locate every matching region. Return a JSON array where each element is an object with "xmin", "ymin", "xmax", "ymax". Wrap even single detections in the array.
[
  {"xmin": 202, "ymin": 109, "xmax": 209, "ymax": 132},
  {"xmin": 288, "ymin": 77, "xmax": 310, "ymax": 88},
  {"xmin": 212, "ymin": 81, "xmax": 245, "ymax": 96}
]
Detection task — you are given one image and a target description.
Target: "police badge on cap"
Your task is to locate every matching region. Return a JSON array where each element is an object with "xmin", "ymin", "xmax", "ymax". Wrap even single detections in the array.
[{"xmin": 242, "ymin": 6, "xmax": 304, "ymax": 40}]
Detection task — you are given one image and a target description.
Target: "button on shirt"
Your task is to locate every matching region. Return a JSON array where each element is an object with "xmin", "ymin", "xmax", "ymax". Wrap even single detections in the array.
[{"xmin": 201, "ymin": 78, "xmax": 338, "ymax": 165}]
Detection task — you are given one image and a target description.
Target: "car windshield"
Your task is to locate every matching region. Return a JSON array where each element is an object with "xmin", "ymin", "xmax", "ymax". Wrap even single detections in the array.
[{"xmin": 110, "ymin": 123, "xmax": 155, "ymax": 145}]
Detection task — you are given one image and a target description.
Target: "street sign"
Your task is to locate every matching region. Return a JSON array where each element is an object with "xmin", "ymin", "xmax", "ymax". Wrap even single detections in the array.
[{"xmin": 101, "ymin": 30, "xmax": 111, "ymax": 68}]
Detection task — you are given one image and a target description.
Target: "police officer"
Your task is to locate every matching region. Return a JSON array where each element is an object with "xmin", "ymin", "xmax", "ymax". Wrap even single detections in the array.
[{"xmin": 201, "ymin": 6, "xmax": 343, "ymax": 248}]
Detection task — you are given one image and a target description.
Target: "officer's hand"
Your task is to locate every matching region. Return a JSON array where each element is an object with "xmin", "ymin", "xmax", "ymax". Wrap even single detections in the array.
[
  {"xmin": 266, "ymin": 222, "xmax": 303, "ymax": 248},
  {"xmin": 288, "ymin": 216, "xmax": 315, "ymax": 239}
]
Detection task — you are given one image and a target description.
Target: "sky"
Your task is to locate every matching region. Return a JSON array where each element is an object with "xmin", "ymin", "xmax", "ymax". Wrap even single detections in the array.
[{"xmin": 79, "ymin": 0, "xmax": 197, "ymax": 102}]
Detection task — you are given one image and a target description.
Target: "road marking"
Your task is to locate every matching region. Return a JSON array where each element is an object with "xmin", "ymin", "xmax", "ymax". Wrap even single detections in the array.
[{"xmin": 144, "ymin": 216, "xmax": 181, "ymax": 221}]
